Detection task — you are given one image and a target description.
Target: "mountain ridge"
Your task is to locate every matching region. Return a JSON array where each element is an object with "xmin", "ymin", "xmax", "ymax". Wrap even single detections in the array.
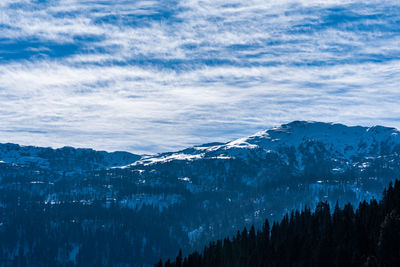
[
  {"xmin": 120, "ymin": 121, "xmax": 400, "ymax": 170},
  {"xmin": 1, "ymin": 121, "xmax": 400, "ymax": 265},
  {"xmin": 0, "ymin": 142, "xmax": 141, "ymax": 172},
  {"xmin": 2, "ymin": 120, "xmax": 399, "ymax": 170}
]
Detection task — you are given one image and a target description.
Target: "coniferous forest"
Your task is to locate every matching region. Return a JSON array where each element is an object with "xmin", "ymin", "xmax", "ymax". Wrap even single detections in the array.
[{"xmin": 159, "ymin": 180, "xmax": 400, "ymax": 267}]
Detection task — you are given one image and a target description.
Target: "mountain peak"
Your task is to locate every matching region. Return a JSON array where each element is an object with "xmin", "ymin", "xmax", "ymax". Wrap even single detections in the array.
[{"xmin": 213, "ymin": 121, "xmax": 400, "ymax": 163}]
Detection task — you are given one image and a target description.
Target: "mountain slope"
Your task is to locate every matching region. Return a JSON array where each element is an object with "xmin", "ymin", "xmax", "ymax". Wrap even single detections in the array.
[
  {"xmin": 129, "ymin": 121, "xmax": 400, "ymax": 168},
  {"xmin": 160, "ymin": 180, "xmax": 400, "ymax": 267},
  {"xmin": 1, "ymin": 121, "xmax": 400, "ymax": 265},
  {"xmin": 0, "ymin": 143, "xmax": 141, "ymax": 172}
]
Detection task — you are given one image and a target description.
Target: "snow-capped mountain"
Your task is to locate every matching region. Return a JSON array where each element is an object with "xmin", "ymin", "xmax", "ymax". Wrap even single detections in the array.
[
  {"xmin": 122, "ymin": 121, "xmax": 400, "ymax": 190},
  {"xmin": 1, "ymin": 121, "xmax": 400, "ymax": 265},
  {"xmin": 130, "ymin": 121, "xmax": 400, "ymax": 168}
]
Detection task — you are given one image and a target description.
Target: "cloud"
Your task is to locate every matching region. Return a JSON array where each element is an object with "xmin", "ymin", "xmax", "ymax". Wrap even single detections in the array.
[{"xmin": 0, "ymin": 0, "xmax": 399, "ymax": 154}]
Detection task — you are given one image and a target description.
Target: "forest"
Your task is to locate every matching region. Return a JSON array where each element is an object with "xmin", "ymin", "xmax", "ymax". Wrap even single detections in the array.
[{"xmin": 158, "ymin": 180, "xmax": 400, "ymax": 267}]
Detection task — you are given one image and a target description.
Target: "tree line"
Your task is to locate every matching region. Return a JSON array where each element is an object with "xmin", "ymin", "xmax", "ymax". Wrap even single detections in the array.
[{"xmin": 158, "ymin": 180, "xmax": 400, "ymax": 267}]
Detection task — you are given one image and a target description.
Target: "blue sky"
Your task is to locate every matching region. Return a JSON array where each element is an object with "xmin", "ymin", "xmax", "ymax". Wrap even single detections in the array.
[{"xmin": 0, "ymin": 0, "xmax": 400, "ymax": 154}]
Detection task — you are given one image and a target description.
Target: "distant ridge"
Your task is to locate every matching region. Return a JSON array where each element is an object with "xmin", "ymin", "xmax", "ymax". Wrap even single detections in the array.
[{"xmin": 0, "ymin": 142, "xmax": 141, "ymax": 172}]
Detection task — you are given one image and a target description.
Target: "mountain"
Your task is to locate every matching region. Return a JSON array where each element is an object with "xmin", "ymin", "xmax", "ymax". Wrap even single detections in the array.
[
  {"xmin": 133, "ymin": 120, "xmax": 400, "ymax": 168},
  {"xmin": 0, "ymin": 143, "xmax": 141, "ymax": 172},
  {"xmin": 1, "ymin": 121, "xmax": 400, "ymax": 266}
]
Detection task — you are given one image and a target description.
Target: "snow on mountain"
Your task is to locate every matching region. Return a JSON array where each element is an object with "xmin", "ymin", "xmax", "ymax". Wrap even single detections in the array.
[
  {"xmin": 130, "ymin": 153, "xmax": 206, "ymax": 167},
  {"xmin": 123, "ymin": 121, "xmax": 400, "ymax": 169},
  {"xmin": 241, "ymin": 121, "xmax": 400, "ymax": 157}
]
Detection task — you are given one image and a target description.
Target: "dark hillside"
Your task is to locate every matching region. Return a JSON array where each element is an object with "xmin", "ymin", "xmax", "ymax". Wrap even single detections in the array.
[{"xmin": 160, "ymin": 180, "xmax": 400, "ymax": 267}]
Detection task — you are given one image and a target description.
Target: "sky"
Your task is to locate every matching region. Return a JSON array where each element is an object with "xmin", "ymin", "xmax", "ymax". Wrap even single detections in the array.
[{"xmin": 0, "ymin": 0, "xmax": 400, "ymax": 154}]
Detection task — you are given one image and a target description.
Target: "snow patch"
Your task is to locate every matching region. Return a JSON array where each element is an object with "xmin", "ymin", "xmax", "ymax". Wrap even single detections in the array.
[
  {"xmin": 132, "ymin": 153, "xmax": 205, "ymax": 166},
  {"xmin": 188, "ymin": 226, "xmax": 204, "ymax": 243},
  {"xmin": 119, "ymin": 194, "xmax": 182, "ymax": 212}
]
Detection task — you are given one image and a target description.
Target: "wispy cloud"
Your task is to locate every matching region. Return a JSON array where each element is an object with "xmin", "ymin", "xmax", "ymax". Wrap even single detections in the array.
[{"xmin": 0, "ymin": 0, "xmax": 399, "ymax": 153}]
